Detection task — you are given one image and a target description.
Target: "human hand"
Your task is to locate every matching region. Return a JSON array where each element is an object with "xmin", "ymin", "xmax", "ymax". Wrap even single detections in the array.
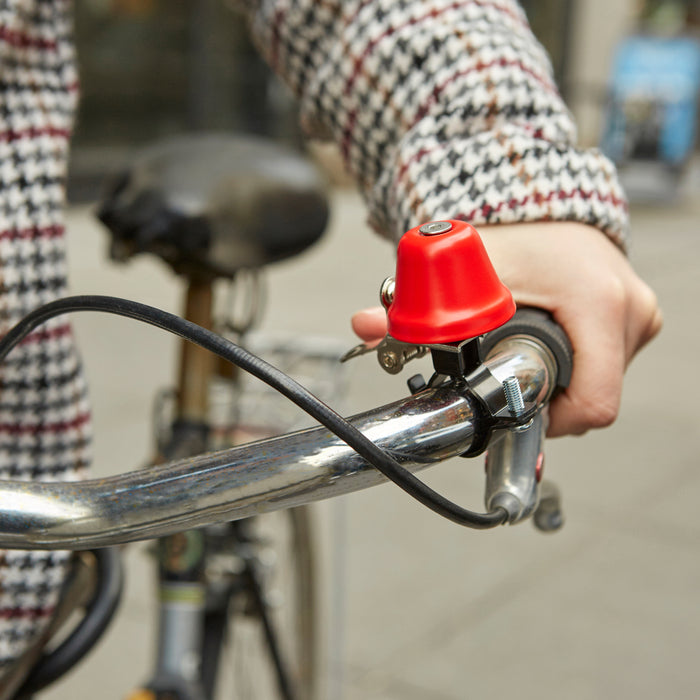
[{"xmin": 352, "ymin": 222, "xmax": 662, "ymax": 437}]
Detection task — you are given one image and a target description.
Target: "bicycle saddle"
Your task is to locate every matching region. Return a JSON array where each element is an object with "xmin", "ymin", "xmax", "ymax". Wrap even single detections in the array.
[{"xmin": 97, "ymin": 134, "xmax": 330, "ymax": 279}]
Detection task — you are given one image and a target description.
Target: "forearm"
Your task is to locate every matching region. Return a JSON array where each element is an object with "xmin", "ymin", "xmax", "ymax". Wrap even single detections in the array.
[{"xmin": 237, "ymin": 0, "xmax": 628, "ymax": 245}]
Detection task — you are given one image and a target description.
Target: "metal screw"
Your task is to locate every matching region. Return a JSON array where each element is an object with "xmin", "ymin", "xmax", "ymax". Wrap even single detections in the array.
[
  {"xmin": 503, "ymin": 376, "xmax": 525, "ymax": 417},
  {"xmin": 380, "ymin": 351, "xmax": 399, "ymax": 370},
  {"xmin": 380, "ymin": 276, "xmax": 395, "ymax": 308},
  {"xmin": 418, "ymin": 221, "xmax": 453, "ymax": 236}
]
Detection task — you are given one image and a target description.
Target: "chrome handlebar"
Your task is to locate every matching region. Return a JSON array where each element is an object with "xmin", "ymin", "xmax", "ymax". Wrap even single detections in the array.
[{"xmin": 0, "ymin": 336, "xmax": 556, "ymax": 550}]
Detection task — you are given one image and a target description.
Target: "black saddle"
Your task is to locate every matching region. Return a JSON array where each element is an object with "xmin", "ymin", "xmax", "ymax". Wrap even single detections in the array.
[{"xmin": 97, "ymin": 134, "xmax": 330, "ymax": 279}]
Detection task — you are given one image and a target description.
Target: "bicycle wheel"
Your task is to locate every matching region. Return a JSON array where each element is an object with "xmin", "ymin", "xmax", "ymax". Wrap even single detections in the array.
[
  {"xmin": 199, "ymin": 331, "xmax": 345, "ymax": 699},
  {"xmin": 202, "ymin": 506, "xmax": 317, "ymax": 700}
]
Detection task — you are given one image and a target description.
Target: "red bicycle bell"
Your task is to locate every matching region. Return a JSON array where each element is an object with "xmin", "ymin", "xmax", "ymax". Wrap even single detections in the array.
[{"xmin": 387, "ymin": 220, "xmax": 515, "ymax": 344}]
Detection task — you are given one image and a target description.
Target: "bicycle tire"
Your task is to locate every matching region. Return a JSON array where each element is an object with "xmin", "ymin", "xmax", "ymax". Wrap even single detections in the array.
[{"xmin": 201, "ymin": 506, "xmax": 317, "ymax": 700}]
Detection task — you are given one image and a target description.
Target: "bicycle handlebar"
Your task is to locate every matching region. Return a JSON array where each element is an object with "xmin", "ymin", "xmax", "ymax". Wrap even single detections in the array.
[{"xmin": 0, "ymin": 331, "xmax": 557, "ymax": 550}]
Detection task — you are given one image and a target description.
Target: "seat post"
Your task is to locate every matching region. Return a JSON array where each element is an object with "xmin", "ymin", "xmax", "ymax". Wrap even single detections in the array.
[
  {"xmin": 142, "ymin": 277, "xmax": 216, "ymax": 699},
  {"xmin": 176, "ymin": 277, "xmax": 215, "ymax": 423}
]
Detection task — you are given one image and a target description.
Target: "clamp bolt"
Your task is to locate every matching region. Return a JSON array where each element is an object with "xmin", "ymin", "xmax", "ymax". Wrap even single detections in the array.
[
  {"xmin": 503, "ymin": 376, "xmax": 525, "ymax": 417},
  {"xmin": 418, "ymin": 221, "xmax": 453, "ymax": 236},
  {"xmin": 380, "ymin": 351, "xmax": 399, "ymax": 370}
]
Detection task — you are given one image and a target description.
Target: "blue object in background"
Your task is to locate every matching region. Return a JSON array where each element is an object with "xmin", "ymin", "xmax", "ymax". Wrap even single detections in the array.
[{"xmin": 602, "ymin": 36, "xmax": 700, "ymax": 167}]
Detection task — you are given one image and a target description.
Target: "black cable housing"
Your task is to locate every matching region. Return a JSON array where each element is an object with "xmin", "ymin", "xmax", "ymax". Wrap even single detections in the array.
[{"xmin": 0, "ymin": 295, "xmax": 507, "ymax": 530}]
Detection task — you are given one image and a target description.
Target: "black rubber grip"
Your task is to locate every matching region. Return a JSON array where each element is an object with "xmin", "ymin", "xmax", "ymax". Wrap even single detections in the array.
[{"xmin": 480, "ymin": 307, "xmax": 573, "ymax": 391}]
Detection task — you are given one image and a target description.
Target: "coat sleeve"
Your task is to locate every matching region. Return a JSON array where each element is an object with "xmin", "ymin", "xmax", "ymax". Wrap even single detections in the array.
[
  {"xmin": 237, "ymin": 0, "xmax": 628, "ymax": 246},
  {"xmin": 0, "ymin": 0, "xmax": 90, "ymax": 674}
]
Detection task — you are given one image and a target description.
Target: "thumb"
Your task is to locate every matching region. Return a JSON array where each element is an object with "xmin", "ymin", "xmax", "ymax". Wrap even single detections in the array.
[{"xmin": 351, "ymin": 307, "xmax": 387, "ymax": 344}]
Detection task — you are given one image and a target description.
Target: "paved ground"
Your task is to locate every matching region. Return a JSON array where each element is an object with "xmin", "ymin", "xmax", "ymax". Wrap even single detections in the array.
[{"xmin": 41, "ymin": 175, "xmax": 699, "ymax": 699}]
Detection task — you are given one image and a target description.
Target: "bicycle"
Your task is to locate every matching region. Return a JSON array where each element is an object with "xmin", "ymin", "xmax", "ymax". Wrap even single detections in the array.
[
  {"xmin": 0, "ymin": 135, "xmax": 572, "ymax": 699},
  {"xmin": 3, "ymin": 133, "xmax": 339, "ymax": 700}
]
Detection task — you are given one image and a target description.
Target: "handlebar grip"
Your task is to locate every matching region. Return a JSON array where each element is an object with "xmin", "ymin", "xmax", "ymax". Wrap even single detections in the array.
[{"xmin": 481, "ymin": 307, "xmax": 573, "ymax": 392}]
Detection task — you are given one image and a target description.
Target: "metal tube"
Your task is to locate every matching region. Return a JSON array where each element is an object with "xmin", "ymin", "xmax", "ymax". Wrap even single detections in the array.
[
  {"xmin": 176, "ymin": 279, "xmax": 215, "ymax": 422},
  {"xmin": 0, "ymin": 339, "xmax": 553, "ymax": 550}
]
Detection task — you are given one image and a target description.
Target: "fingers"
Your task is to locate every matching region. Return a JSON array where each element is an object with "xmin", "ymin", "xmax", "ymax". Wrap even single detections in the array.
[
  {"xmin": 351, "ymin": 306, "xmax": 388, "ymax": 344},
  {"xmin": 623, "ymin": 279, "xmax": 663, "ymax": 365},
  {"xmin": 640, "ymin": 304, "xmax": 663, "ymax": 349},
  {"xmin": 548, "ymin": 334, "xmax": 625, "ymax": 437},
  {"xmin": 548, "ymin": 271, "xmax": 658, "ymax": 437}
]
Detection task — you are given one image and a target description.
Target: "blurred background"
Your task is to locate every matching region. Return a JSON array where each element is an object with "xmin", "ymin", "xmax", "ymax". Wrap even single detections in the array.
[
  {"xmin": 67, "ymin": 0, "xmax": 700, "ymax": 200},
  {"xmin": 42, "ymin": 0, "xmax": 700, "ymax": 698}
]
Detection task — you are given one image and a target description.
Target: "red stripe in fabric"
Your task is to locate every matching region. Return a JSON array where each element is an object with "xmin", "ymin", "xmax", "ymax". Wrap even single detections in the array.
[
  {"xmin": 0, "ymin": 225, "xmax": 64, "ymax": 241},
  {"xmin": 0, "ymin": 26, "xmax": 57, "ymax": 51},
  {"xmin": 341, "ymin": 109, "xmax": 359, "ymax": 161},
  {"xmin": 0, "ymin": 412, "xmax": 90, "ymax": 436},
  {"xmin": 456, "ymin": 188, "xmax": 629, "ymax": 221},
  {"xmin": 270, "ymin": 7, "xmax": 286, "ymax": 73},
  {"xmin": 0, "ymin": 606, "xmax": 55, "ymax": 620},
  {"xmin": 19, "ymin": 323, "xmax": 73, "ymax": 347},
  {"xmin": 0, "ymin": 126, "xmax": 71, "ymax": 143}
]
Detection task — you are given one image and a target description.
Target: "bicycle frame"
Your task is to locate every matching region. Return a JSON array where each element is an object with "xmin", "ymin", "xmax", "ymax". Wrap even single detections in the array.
[{"xmin": 0, "ymin": 335, "xmax": 555, "ymax": 550}]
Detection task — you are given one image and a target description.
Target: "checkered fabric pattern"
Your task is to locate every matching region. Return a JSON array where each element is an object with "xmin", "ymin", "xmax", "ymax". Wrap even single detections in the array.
[
  {"xmin": 240, "ymin": 0, "xmax": 629, "ymax": 247},
  {"xmin": 0, "ymin": 0, "xmax": 90, "ymax": 673}
]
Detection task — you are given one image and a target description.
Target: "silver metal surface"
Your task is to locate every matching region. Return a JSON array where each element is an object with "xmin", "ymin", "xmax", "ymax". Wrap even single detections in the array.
[
  {"xmin": 0, "ymin": 338, "xmax": 554, "ymax": 550},
  {"xmin": 484, "ymin": 412, "xmax": 546, "ymax": 523},
  {"xmin": 155, "ymin": 583, "xmax": 206, "ymax": 684},
  {"xmin": 339, "ymin": 341, "xmax": 372, "ymax": 363},
  {"xmin": 340, "ymin": 335, "xmax": 428, "ymax": 374},
  {"xmin": 483, "ymin": 336, "xmax": 557, "ymax": 404},
  {"xmin": 379, "ymin": 276, "xmax": 395, "ymax": 309},
  {"xmin": 376, "ymin": 336, "xmax": 428, "ymax": 374},
  {"xmin": 418, "ymin": 221, "xmax": 453, "ymax": 235}
]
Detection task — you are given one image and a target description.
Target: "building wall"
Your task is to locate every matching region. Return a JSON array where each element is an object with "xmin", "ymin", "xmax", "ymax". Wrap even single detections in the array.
[{"xmin": 567, "ymin": 0, "xmax": 640, "ymax": 145}]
